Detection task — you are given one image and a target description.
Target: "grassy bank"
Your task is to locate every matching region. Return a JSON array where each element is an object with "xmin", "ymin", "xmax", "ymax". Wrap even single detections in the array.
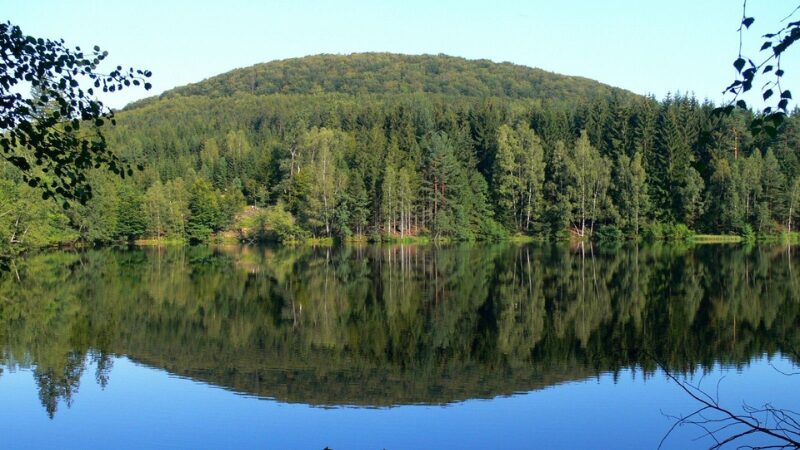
[
  {"xmin": 690, "ymin": 234, "xmax": 744, "ymax": 244},
  {"xmin": 134, "ymin": 238, "xmax": 187, "ymax": 246}
]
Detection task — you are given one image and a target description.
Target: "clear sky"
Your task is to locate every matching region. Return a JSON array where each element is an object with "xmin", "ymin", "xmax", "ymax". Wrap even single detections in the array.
[{"xmin": 4, "ymin": 0, "xmax": 797, "ymax": 109}]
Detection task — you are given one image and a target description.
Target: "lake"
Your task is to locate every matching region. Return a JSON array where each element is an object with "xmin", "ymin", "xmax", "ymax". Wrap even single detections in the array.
[{"xmin": 1, "ymin": 243, "xmax": 798, "ymax": 449}]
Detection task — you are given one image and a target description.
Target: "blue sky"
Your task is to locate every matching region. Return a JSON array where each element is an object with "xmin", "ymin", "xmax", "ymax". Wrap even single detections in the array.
[{"xmin": 4, "ymin": 0, "xmax": 797, "ymax": 109}]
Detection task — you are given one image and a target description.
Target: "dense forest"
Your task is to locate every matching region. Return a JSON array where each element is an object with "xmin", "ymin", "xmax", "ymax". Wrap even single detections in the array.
[
  {"xmin": 2, "ymin": 243, "xmax": 798, "ymax": 416},
  {"xmin": 2, "ymin": 53, "xmax": 800, "ymax": 250}
]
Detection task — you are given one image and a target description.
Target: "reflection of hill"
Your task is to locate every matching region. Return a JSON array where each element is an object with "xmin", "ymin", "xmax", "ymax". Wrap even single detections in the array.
[
  {"xmin": 1, "ymin": 243, "xmax": 799, "ymax": 414},
  {"xmin": 126, "ymin": 353, "xmax": 597, "ymax": 407}
]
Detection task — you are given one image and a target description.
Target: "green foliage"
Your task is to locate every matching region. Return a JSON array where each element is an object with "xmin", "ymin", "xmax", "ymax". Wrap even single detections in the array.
[
  {"xmin": 1, "ymin": 54, "xmax": 800, "ymax": 249},
  {"xmin": 492, "ymin": 123, "xmax": 546, "ymax": 232},
  {"xmin": 143, "ymin": 178, "xmax": 190, "ymax": 240},
  {"xmin": 612, "ymin": 152, "xmax": 649, "ymax": 235},
  {"xmin": 564, "ymin": 131, "xmax": 611, "ymax": 237},
  {"xmin": 150, "ymin": 53, "xmax": 622, "ymax": 102},
  {"xmin": 665, "ymin": 223, "xmax": 694, "ymax": 241},
  {"xmin": 740, "ymin": 224, "xmax": 756, "ymax": 242},
  {"xmin": 264, "ymin": 203, "xmax": 306, "ymax": 243},
  {"xmin": 594, "ymin": 224, "xmax": 624, "ymax": 242},
  {"xmin": 642, "ymin": 222, "xmax": 666, "ymax": 242},
  {"xmin": 640, "ymin": 222, "xmax": 694, "ymax": 242},
  {"xmin": 0, "ymin": 180, "xmax": 77, "ymax": 255},
  {"xmin": 186, "ymin": 179, "xmax": 223, "ymax": 243},
  {"xmin": 241, "ymin": 203, "xmax": 306, "ymax": 243},
  {"xmin": 115, "ymin": 185, "xmax": 147, "ymax": 241}
]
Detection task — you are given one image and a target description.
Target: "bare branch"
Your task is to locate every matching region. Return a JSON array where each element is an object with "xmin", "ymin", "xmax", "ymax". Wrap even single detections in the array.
[{"xmin": 651, "ymin": 354, "xmax": 800, "ymax": 449}]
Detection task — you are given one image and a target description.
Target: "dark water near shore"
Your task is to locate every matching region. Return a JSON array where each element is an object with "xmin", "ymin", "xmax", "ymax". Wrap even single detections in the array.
[{"xmin": 0, "ymin": 243, "xmax": 798, "ymax": 449}]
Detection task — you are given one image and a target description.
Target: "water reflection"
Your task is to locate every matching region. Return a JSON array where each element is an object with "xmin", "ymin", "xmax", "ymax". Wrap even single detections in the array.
[{"xmin": 1, "ymin": 243, "xmax": 799, "ymax": 417}]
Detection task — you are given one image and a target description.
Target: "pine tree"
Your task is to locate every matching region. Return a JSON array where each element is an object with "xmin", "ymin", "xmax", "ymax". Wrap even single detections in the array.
[
  {"xmin": 762, "ymin": 149, "xmax": 787, "ymax": 228},
  {"xmin": 187, "ymin": 178, "xmax": 222, "ymax": 243},
  {"xmin": 705, "ymin": 157, "xmax": 743, "ymax": 232},
  {"xmin": 422, "ymin": 132, "xmax": 468, "ymax": 238},
  {"xmin": 544, "ymin": 140, "xmax": 572, "ymax": 236},
  {"xmin": 115, "ymin": 185, "xmax": 147, "ymax": 241},
  {"xmin": 614, "ymin": 152, "xmax": 649, "ymax": 235},
  {"xmin": 347, "ymin": 175, "xmax": 370, "ymax": 236}
]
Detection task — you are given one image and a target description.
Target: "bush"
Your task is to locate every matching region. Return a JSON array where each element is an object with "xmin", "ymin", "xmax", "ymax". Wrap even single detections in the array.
[
  {"xmin": 594, "ymin": 225, "xmax": 623, "ymax": 242},
  {"xmin": 642, "ymin": 223, "xmax": 665, "ymax": 241},
  {"xmin": 665, "ymin": 223, "xmax": 693, "ymax": 241},
  {"xmin": 641, "ymin": 223, "xmax": 694, "ymax": 241},
  {"xmin": 740, "ymin": 224, "xmax": 756, "ymax": 242},
  {"xmin": 264, "ymin": 203, "xmax": 307, "ymax": 243},
  {"xmin": 243, "ymin": 203, "xmax": 307, "ymax": 243},
  {"xmin": 186, "ymin": 222, "xmax": 213, "ymax": 244},
  {"xmin": 478, "ymin": 218, "xmax": 509, "ymax": 241}
]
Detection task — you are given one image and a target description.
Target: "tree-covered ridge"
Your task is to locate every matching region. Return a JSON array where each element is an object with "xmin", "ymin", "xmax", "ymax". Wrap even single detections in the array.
[
  {"xmin": 1, "ymin": 243, "xmax": 798, "ymax": 415},
  {"xmin": 136, "ymin": 53, "xmax": 626, "ymax": 105}
]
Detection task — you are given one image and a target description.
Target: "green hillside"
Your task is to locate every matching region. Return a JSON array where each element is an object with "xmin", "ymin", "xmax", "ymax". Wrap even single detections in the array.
[{"xmin": 139, "ymin": 53, "xmax": 626, "ymax": 104}]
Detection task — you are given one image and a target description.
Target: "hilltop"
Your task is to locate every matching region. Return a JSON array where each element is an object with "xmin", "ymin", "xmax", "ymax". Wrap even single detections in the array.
[{"xmin": 128, "ymin": 53, "xmax": 630, "ymax": 108}]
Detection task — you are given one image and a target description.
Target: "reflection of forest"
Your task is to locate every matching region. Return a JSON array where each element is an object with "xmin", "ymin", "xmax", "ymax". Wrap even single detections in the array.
[{"xmin": 1, "ymin": 243, "xmax": 799, "ymax": 417}]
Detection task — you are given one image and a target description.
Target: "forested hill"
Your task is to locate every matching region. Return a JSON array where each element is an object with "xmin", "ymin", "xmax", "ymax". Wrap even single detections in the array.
[
  {"xmin": 3, "ymin": 53, "xmax": 800, "ymax": 250},
  {"xmin": 131, "ymin": 53, "xmax": 628, "ymax": 106}
]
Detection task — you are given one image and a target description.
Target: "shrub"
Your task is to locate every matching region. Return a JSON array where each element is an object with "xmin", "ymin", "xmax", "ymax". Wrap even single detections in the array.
[
  {"xmin": 594, "ymin": 225, "xmax": 623, "ymax": 242},
  {"xmin": 264, "ymin": 203, "xmax": 307, "ymax": 243},
  {"xmin": 665, "ymin": 223, "xmax": 693, "ymax": 241},
  {"xmin": 740, "ymin": 224, "xmax": 756, "ymax": 242},
  {"xmin": 642, "ymin": 223, "xmax": 665, "ymax": 241}
]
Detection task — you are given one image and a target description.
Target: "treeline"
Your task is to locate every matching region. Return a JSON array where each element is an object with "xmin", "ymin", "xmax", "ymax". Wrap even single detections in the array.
[{"xmin": 3, "ymin": 56, "xmax": 800, "ymax": 249}]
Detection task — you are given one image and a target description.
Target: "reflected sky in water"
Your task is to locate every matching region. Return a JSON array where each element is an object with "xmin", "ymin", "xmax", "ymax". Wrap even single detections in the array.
[{"xmin": 2, "ymin": 356, "xmax": 798, "ymax": 449}]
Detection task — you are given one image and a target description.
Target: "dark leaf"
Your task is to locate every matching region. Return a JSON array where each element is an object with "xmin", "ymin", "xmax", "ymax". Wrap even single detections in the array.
[{"xmin": 733, "ymin": 58, "xmax": 746, "ymax": 73}]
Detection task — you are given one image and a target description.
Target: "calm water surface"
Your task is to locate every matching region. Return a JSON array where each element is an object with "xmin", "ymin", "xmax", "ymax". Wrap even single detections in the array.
[{"xmin": 0, "ymin": 243, "xmax": 798, "ymax": 449}]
